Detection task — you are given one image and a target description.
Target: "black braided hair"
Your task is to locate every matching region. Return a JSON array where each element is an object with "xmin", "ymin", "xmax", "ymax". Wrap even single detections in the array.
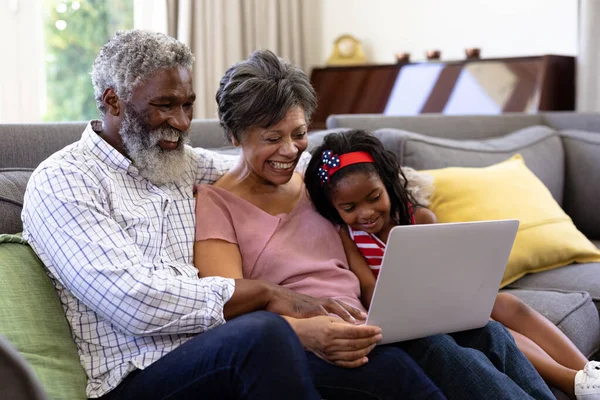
[{"xmin": 305, "ymin": 129, "xmax": 419, "ymax": 226}]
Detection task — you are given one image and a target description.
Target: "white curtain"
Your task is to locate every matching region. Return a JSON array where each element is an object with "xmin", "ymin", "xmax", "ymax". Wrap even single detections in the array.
[
  {"xmin": 577, "ymin": 0, "xmax": 600, "ymax": 112},
  {"xmin": 167, "ymin": 0, "xmax": 306, "ymax": 119},
  {"xmin": 0, "ymin": 0, "xmax": 45, "ymax": 122},
  {"xmin": 134, "ymin": 0, "xmax": 168, "ymax": 34}
]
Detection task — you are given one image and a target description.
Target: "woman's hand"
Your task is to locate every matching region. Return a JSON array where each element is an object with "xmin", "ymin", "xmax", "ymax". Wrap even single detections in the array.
[{"xmin": 285, "ymin": 316, "xmax": 383, "ymax": 368}]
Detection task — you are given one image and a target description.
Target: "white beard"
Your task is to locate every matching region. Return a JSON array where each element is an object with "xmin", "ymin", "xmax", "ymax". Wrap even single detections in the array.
[{"xmin": 119, "ymin": 109, "xmax": 191, "ymax": 186}]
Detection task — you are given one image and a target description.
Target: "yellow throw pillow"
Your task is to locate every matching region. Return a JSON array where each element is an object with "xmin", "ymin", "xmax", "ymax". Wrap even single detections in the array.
[{"xmin": 422, "ymin": 154, "xmax": 600, "ymax": 287}]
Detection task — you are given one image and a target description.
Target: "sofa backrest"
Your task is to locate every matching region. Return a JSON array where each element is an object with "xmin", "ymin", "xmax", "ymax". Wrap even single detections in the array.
[
  {"xmin": 323, "ymin": 112, "xmax": 600, "ymax": 240},
  {"xmin": 2, "ymin": 114, "xmax": 599, "ymax": 239},
  {"xmin": 326, "ymin": 112, "xmax": 600, "ymax": 140},
  {"xmin": 0, "ymin": 119, "xmax": 230, "ymax": 169},
  {"xmin": 326, "ymin": 113, "xmax": 546, "ymax": 139},
  {"xmin": 0, "ymin": 119, "xmax": 232, "ymax": 234}
]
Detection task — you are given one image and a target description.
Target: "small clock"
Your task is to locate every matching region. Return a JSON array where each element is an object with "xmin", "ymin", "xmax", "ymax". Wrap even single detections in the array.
[{"xmin": 327, "ymin": 34, "xmax": 367, "ymax": 66}]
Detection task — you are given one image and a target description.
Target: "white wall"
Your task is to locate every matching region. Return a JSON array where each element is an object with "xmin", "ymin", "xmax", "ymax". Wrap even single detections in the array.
[{"xmin": 306, "ymin": 0, "xmax": 578, "ymax": 68}]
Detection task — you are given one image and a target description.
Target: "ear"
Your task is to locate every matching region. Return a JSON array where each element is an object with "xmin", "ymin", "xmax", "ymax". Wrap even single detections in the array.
[
  {"xmin": 102, "ymin": 88, "xmax": 121, "ymax": 116},
  {"xmin": 230, "ymin": 133, "xmax": 240, "ymax": 147}
]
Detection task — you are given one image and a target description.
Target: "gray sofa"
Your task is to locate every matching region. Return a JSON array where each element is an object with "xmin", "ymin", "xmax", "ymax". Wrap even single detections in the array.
[
  {"xmin": 322, "ymin": 112, "xmax": 600, "ymax": 360},
  {"xmin": 1, "ymin": 112, "xmax": 599, "ymax": 399}
]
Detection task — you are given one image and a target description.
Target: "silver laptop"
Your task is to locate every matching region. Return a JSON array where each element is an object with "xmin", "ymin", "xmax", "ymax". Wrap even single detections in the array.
[{"xmin": 366, "ymin": 219, "xmax": 519, "ymax": 345}]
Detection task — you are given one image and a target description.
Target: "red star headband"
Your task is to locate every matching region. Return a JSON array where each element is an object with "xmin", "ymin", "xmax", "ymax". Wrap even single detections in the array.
[{"xmin": 318, "ymin": 150, "xmax": 375, "ymax": 184}]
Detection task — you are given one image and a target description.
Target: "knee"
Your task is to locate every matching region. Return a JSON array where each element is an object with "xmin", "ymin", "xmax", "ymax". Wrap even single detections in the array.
[
  {"xmin": 481, "ymin": 320, "xmax": 514, "ymax": 344},
  {"xmin": 237, "ymin": 311, "xmax": 301, "ymax": 349},
  {"xmin": 407, "ymin": 334, "xmax": 458, "ymax": 361},
  {"xmin": 493, "ymin": 292, "xmax": 533, "ymax": 322},
  {"xmin": 241, "ymin": 311, "xmax": 294, "ymax": 338}
]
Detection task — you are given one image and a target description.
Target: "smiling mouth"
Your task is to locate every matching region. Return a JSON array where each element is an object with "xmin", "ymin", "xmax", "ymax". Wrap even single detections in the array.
[
  {"xmin": 361, "ymin": 216, "xmax": 380, "ymax": 228},
  {"xmin": 158, "ymin": 139, "xmax": 179, "ymax": 150},
  {"xmin": 268, "ymin": 160, "xmax": 296, "ymax": 170}
]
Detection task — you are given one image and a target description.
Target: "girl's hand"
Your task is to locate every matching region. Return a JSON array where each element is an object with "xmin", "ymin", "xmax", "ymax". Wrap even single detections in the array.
[{"xmin": 284, "ymin": 316, "xmax": 383, "ymax": 368}]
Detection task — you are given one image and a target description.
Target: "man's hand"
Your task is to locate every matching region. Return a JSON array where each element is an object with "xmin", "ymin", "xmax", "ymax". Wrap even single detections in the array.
[
  {"xmin": 265, "ymin": 284, "xmax": 367, "ymax": 323},
  {"xmin": 224, "ymin": 279, "xmax": 366, "ymax": 323},
  {"xmin": 285, "ymin": 316, "xmax": 383, "ymax": 368}
]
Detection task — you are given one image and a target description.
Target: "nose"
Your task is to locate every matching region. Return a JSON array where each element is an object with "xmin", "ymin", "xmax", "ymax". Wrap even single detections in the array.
[
  {"xmin": 168, "ymin": 107, "xmax": 192, "ymax": 132},
  {"xmin": 358, "ymin": 206, "xmax": 375, "ymax": 221},
  {"xmin": 279, "ymin": 138, "xmax": 299, "ymax": 158}
]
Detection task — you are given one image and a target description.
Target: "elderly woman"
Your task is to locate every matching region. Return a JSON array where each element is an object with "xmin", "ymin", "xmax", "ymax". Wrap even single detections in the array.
[{"xmin": 194, "ymin": 50, "xmax": 554, "ymax": 400}]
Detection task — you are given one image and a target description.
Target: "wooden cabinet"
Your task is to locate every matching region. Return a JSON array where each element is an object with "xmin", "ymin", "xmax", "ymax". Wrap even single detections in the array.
[{"xmin": 309, "ymin": 55, "xmax": 574, "ymax": 129}]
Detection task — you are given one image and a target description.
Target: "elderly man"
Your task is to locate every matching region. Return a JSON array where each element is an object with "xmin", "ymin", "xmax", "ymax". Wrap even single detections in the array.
[{"xmin": 21, "ymin": 30, "xmax": 372, "ymax": 400}]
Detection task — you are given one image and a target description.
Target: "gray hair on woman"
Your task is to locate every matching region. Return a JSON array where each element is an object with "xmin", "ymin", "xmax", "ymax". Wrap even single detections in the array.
[
  {"xmin": 91, "ymin": 30, "xmax": 195, "ymax": 117},
  {"xmin": 216, "ymin": 49, "xmax": 317, "ymax": 142}
]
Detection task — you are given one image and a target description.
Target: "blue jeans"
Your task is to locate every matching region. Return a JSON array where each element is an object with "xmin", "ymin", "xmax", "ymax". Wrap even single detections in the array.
[
  {"xmin": 99, "ymin": 311, "xmax": 444, "ymax": 400},
  {"xmin": 399, "ymin": 321, "xmax": 555, "ymax": 400},
  {"xmin": 307, "ymin": 346, "xmax": 445, "ymax": 399}
]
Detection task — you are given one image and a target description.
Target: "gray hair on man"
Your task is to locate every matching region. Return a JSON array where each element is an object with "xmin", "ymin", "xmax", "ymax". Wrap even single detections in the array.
[
  {"xmin": 216, "ymin": 49, "xmax": 317, "ymax": 142},
  {"xmin": 91, "ymin": 29, "xmax": 195, "ymax": 117}
]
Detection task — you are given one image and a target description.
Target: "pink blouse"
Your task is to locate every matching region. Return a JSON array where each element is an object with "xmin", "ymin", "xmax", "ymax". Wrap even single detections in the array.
[{"xmin": 195, "ymin": 184, "xmax": 365, "ymax": 312}]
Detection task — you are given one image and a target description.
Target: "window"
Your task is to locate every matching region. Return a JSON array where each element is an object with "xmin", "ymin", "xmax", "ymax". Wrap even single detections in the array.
[{"xmin": 42, "ymin": 0, "xmax": 133, "ymax": 121}]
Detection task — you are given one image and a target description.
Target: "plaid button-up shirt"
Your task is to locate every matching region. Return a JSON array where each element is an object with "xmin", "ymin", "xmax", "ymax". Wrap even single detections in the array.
[{"xmin": 22, "ymin": 121, "xmax": 242, "ymax": 397}]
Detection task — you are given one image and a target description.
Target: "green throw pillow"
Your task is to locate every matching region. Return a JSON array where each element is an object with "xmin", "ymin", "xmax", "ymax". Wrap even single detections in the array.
[{"xmin": 0, "ymin": 234, "xmax": 87, "ymax": 400}]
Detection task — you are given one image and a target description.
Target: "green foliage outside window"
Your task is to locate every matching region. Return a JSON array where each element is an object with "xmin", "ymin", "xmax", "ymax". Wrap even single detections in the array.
[{"xmin": 43, "ymin": 0, "xmax": 133, "ymax": 121}]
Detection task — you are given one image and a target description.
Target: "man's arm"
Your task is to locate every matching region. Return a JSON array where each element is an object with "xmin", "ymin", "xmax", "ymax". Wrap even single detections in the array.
[
  {"xmin": 193, "ymin": 147, "xmax": 238, "ymax": 184},
  {"xmin": 22, "ymin": 165, "xmax": 235, "ymax": 337},
  {"xmin": 192, "ymin": 147, "xmax": 311, "ymax": 184}
]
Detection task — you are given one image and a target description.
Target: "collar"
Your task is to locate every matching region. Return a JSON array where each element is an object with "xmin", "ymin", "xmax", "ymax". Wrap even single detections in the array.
[{"xmin": 82, "ymin": 120, "xmax": 132, "ymax": 174}]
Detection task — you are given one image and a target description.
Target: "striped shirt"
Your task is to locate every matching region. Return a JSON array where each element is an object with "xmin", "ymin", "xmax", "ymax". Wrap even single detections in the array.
[
  {"xmin": 348, "ymin": 211, "xmax": 415, "ymax": 278},
  {"xmin": 348, "ymin": 229, "xmax": 387, "ymax": 278},
  {"xmin": 21, "ymin": 121, "xmax": 263, "ymax": 397}
]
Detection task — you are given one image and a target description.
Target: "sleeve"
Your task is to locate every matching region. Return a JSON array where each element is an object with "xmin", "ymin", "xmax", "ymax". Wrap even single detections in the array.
[
  {"xmin": 21, "ymin": 164, "xmax": 235, "ymax": 337},
  {"xmin": 195, "ymin": 186, "xmax": 238, "ymax": 244},
  {"xmin": 296, "ymin": 151, "xmax": 312, "ymax": 176},
  {"xmin": 193, "ymin": 147, "xmax": 239, "ymax": 184}
]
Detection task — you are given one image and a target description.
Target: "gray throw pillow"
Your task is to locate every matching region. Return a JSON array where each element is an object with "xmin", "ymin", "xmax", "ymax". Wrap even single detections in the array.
[
  {"xmin": 0, "ymin": 169, "xmax": 33, "ymax": 234},
  {"xmin": 373, "ymin": 126, "xmax": 565, "ymax": 205}
]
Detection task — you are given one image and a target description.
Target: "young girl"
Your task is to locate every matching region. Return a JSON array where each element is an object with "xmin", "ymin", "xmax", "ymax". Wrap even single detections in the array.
[{"xmin": 304, "ymin": 129, "xmax": 600, "ymax": 400}]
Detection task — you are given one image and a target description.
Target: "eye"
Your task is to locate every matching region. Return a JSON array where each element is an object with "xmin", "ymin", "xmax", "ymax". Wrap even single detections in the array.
[
  {"xmin": 294, "ymin": 131, "xmax": 307, "ymax": 139},
  {"xmin": 341, "ymin": 205, "xmax": 355, "ymax": 213},
  {"xmin": 369, "ymin": 193, "xmax": 381, "ymax": 202},
  {"xmin": 183, "ymin": 102, "xmax": 194, "ymax": 109},
  {"xmin": 152, "ymin": 103, "xmax": 172, "ymax": 110},
  {"xmin": 265, "ymin": 137, "xmax": 280, "ymax": 143}
]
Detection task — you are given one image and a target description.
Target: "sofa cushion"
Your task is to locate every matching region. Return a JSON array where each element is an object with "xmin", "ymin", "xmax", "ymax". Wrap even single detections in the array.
[
  {"xmin": 0, "ymin": 234, "xmax": 86, "ymax": 399},
  {"xmin": 423, "ymin": 155, "xmax": 600, "ymax": 287},
  {"xmin": 0, "ymin": 169, "xmax": 33, "ymax": 234},
  {"xmin": 509, "ymin": 262, "xmax": 600, "ymax": 309},
  {"xmin": 374, "ymin": 125, "xmax": 565, "ymax": 205},
  {"xmin": 560, "ymin": 130, "xmax": 600, "ymax": 240},
  {"xmin": 503, "ymin": 288, "xmax": 600, "ymax": 359}
]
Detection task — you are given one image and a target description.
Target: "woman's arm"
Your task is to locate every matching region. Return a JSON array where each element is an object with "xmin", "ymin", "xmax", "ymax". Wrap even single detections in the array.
[
  {"xmin": 339, "ymin": 227, "xmax": 377, "ymax": 310},
  {"xmin": 194, "ymin": 239, "xmax": 244, "ymax": 279},
  {"xmin": 194, "ymin": 240, "xmax": 366, "ymax": 322},
  {"xmin": 195, "ymin": 238, "xmax": 380, "ymax": 367}
]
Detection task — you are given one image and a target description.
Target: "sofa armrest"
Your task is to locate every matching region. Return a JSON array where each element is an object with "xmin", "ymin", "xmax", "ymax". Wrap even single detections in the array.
[{"xmin": 560, "ymin": 130, "xmax": 600, "ymax": 240}]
